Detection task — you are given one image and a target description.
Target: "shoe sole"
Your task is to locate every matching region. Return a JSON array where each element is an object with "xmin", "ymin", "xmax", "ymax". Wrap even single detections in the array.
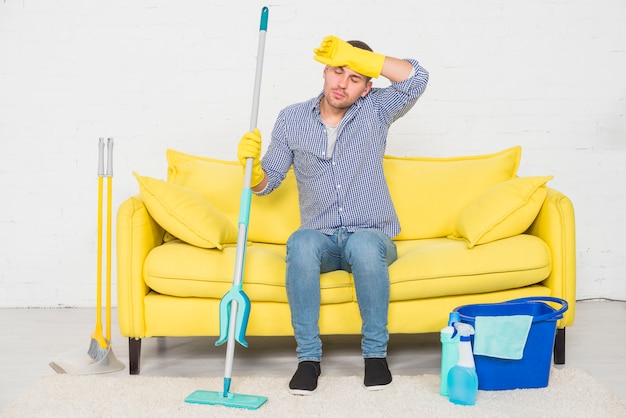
[
  {"xmin": 289, "ymin": 387, "xmax": 317, "ymax": 396},
  {"xmin": 364, "ymin": 381, "xmax": 392, "ymax": 391}
]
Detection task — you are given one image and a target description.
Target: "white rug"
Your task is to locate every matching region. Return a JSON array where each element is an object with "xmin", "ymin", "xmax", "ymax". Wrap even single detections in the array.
[{"xmin": 3, "ymin": 368, "xmax": 625, "ymax": 417}]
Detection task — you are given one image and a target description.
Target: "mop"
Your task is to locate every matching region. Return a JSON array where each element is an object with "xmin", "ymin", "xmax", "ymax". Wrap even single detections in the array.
[
  {"xmin": 49, "ymin": 138, "xmax": 124, "ymax": 375},
  {"xmin": 184, "ymin": 6, "xmax": 269, "ymax": 410}
]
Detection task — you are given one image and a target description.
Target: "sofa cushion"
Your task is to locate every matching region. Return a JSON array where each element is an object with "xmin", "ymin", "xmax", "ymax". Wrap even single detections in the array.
[
  {"xmin": 144, "ymin": 241, "xmax": 354, "ymax": 304},
  {"xmin": 143, "ymin": 235, "xmax": 550, "ymax": 304},
  {"xmin": 390, "ymin": 235, "xmax": 551, "ymax": 301},
  {"xmin": 384, "ymin": 146, "xmax": 521, "ymax": 240},
  {"xmin": 166, "ymin": 149, "xmax": 300, "ymax": 244},
  {"xmin": 449, "ymin": 175, "xmax": 553, "ymax": 248},
  {"xmin": 134, "ymin": 173, "xmax": 237, "ymax": 249}
]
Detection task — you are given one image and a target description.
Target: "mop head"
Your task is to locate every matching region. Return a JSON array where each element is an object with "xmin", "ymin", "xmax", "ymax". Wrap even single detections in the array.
[{"xmin": 185, "ymin": 390, "xmax": 268, "ymax": 410}]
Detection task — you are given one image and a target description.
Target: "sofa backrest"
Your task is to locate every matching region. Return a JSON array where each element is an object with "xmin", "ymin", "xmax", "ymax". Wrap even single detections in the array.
[
  {"xmin": 385, "ymin": 146, "xmax": 521, "ymax": 240},
  {"xmin": 165, "ymin": 146, "xmax": 521, "ymax": 244}
]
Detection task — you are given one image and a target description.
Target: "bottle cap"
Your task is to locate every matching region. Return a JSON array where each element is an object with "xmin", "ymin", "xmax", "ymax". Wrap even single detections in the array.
[{"xmin": 448, "ymin": 311, "xmax": 461, "ymax": 326}]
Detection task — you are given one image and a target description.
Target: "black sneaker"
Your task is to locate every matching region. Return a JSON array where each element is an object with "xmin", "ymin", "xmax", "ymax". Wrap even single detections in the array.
[
  {"xmin": 364, "ymin": 358, "xmax": 392, "ymax": 390},
  {"xmin": 289, "ymin": 361, "xmax": 321, "ymax": 395}
]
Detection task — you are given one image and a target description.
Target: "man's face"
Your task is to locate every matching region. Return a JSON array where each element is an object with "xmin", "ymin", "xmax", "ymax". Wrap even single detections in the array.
[{"xmin": 322, "ymin": 66, "xmax": 372, "ymax": 111}]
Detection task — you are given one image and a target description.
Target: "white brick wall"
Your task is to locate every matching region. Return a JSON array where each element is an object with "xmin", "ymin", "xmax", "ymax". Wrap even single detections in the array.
[{"xmin": 1, "ymin": 0, "xmax": 624, "ymax": 306}]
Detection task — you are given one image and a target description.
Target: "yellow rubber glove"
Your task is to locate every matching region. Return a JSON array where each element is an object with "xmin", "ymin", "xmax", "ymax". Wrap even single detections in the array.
[
  {"xmin": 237, "ymin": 128, "xmax": 265, "ymax": 188},
  {"xmin": 313, "ymin": 35, "xmax": 385, "ymax": 79}
]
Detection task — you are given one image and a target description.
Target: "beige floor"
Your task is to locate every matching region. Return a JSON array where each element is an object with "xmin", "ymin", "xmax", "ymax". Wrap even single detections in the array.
[{"xmin": 1, "ymin": 300, "xmax": 625, "ymax": 410}]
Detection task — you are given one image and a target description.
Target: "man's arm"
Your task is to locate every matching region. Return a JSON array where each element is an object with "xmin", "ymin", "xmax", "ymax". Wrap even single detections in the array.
[
  {"xmin": 314, "ymin": 35, "xmax": 416, "ymax": 82},
  {"xmin": 381, "ymin": 56, "xmax": 415, "ymax": 83}
]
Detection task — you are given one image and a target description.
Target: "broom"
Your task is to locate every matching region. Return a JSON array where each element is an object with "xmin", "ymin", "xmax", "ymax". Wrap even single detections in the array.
[
  {"xmin": 49, "ymin": 137, "xmax": 123, "ymax": 374},
  {"xmin": 88, "ymin": 137, "xmax": 109, "ymax": 361}
]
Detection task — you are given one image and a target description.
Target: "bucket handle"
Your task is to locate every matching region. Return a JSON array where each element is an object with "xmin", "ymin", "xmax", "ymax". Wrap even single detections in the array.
[{"xmin": 505, "ymin": 296, "xmax": 568, "ymax": 322}]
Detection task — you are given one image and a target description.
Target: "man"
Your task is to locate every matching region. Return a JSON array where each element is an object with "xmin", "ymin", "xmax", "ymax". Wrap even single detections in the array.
[{"xmin": 237, "ymin": 35, "xmax": 429, "ymax": 394}]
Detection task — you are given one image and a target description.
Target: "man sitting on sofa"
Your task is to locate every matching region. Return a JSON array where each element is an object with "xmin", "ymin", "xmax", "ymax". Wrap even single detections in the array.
[{"xmin": 237, "ymin": 35, "xmax": 429, "ymax": 395}]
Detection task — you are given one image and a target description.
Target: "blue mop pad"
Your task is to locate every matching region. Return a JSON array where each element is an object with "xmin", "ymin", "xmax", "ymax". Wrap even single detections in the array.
[{"xmin": 185, "ymin": 390, "xmax": 268, "ymax": 410}]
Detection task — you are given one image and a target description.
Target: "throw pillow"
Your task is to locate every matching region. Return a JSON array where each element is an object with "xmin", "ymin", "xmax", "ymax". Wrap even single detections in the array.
[
  {"xmin": 449, "ymin": 175, "xmax": 553, "ymax": 248},
  {"xmin": 133, "ymin": 172, "xmax": 237, "ymax": 249},
  {"xmin": 166, "ymin": 149, "xmax": 300, "ymax": 245},
  {"xmin": 385, "ymin": 146, "xmax": 522, "ymax": 240}
]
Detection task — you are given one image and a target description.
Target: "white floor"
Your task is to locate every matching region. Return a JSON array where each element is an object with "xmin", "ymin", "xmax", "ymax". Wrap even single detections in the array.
[{"xmin": 1, "ymin": 300, "xmax": 625, "ymax": 411}]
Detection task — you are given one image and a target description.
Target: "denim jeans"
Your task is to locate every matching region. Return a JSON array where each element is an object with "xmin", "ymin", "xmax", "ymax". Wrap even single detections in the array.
[{"xmin": 285, "ymin": 227, "xmax": 397, "ymax": 362}]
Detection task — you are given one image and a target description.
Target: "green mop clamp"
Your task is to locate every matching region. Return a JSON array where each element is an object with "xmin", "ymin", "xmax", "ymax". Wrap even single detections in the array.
[{"xmin": 185, "ymin": 6, "xmax": 269, "ymax": 410}]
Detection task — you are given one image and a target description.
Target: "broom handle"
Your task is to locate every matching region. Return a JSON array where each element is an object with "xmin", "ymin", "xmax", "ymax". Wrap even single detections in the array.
[
  {"xmin": 223, "ymin": 6, "xmax": 268, "ymax": 393},
  {"xmin": 96, "ymin": 138, "xmax": 105, "ymax": 332},
  {"xmin": 105, "ymin": 138, "xmax": 114, "ymax": 341}
]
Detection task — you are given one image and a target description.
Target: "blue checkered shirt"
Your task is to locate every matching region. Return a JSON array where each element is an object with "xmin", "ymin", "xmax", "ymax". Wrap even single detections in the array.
[{"xmin": 258, "ymin": 59, "xmax": 429, "ymax": 238}]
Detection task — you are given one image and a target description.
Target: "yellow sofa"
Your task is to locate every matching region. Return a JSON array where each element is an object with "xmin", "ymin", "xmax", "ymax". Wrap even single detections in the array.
[{"xmin": 117, "ymin": 146, "xmax": 576, "ymax": 374}]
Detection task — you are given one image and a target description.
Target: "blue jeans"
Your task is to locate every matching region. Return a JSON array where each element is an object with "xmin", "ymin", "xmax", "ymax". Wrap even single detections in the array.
[{"xmin": 285, "ymin": 228, "xmax": 397, "ymax": 362}]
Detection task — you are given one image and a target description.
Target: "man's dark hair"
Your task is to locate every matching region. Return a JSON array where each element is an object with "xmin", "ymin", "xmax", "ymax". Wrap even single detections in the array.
[{"xmin": 347, "ymin": 40, "xmax": 373, "ymax": 52}]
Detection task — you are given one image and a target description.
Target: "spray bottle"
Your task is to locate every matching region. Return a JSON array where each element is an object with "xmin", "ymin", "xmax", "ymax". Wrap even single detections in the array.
[
  {"xmin": 447, "ymin": 322, "xmax": 478, "ymax": 406},
  {"xmin": 439, "ymin": 311, "xmax": 460, "ymax": 396}
]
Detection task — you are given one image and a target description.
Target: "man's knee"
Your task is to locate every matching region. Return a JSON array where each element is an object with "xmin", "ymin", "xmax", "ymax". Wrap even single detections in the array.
[
  {"xmin": 287, "ymin": 229, "xmax": 335, "ymax": 261},
  {"xmin": 346, "ymin": 229, "xmax": 396, "ymax": 264},
  {"xmin": 287, "ymin": 228, "xmax": 322, "ymax": 250}
]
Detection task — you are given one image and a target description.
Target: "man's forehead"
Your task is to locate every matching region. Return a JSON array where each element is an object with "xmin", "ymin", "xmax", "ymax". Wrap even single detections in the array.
[{"xmin": 329, "ymin": 66, "xmax": 367, "ymax": 80}]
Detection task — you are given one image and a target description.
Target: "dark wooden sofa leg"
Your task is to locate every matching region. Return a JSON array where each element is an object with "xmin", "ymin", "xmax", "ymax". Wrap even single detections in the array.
[
  {"xmin": 554, "ymin": 328, "xmax": 565, "ymax": 365},
  {"xmin": 129, "ymin": 338, "xmax": 142, "ymax": 375}
]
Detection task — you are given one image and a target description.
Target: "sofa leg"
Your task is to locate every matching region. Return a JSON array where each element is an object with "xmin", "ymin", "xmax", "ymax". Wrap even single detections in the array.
[
  {"xmin": 129, "ymin": 338, "xmax": 142, "ymax": 375},
  {"xmin": 554, "ymin": 328, "xmax": 565, "ymax": 365}
]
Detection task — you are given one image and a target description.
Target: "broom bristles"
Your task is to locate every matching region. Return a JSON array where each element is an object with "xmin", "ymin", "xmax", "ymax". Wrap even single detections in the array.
[{"xmin": 88, "ymin": 337, "xmax": 109, "ymax": 361}]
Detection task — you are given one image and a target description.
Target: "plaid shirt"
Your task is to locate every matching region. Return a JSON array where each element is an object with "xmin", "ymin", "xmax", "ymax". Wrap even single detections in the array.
[{"xmin": 259, "ymin": 59, "xmax": 429, "ymax": 238}]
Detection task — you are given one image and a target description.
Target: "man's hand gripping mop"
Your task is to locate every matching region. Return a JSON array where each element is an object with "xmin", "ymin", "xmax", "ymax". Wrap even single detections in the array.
[
  {"xmin": 49, "ymin": 138, "xmax": 124, "ymax": 375},
  {"xmin": 184, "ymin": 6, "xmax": 269, "ymax": 410}
]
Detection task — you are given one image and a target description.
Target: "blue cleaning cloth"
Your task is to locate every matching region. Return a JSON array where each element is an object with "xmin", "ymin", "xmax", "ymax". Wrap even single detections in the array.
[{"xmin": 473, "ymin": 315, "xmax": 533, "ymax": 360}]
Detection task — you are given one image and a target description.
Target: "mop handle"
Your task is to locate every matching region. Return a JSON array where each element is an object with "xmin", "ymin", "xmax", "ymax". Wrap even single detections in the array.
[
  {"xmin": 223, "ymin": 7, "xmax": 268, "ymax": 395},
  {"xmin": 234, "ymin": 5, "xmax": 268, "ymax": 287},
  {"xmin": 249, "ymin": 7, "xmax": 268, "ymax": 132}
]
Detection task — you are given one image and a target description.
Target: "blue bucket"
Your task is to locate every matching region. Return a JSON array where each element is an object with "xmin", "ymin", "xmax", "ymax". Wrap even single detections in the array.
[{"xmin": 454, "ymin": 296, "xmax": 568, "ymax": 390}]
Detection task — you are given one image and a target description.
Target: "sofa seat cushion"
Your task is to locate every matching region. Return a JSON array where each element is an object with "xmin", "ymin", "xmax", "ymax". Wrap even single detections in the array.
[
  {"xmin": 144, "ymin": 241, "xmax": 354, "ymax": 304},
  {"xmin": 143, "ymin": 234, "xmax": 550, "ymax": 305},
  {"xmin": 390, "ymin": 235, "xmax": 551, "ymax": 301}
]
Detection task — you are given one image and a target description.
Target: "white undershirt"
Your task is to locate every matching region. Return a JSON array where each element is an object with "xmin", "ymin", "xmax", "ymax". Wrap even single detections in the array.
[{"xmin": 324, "ymin": 123, "xmax": 339, "ymax": 158}]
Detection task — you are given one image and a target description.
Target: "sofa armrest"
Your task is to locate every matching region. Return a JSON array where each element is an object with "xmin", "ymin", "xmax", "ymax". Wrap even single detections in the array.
[
  {"xmin": 116, "ymin": 195, "xmax": 164, "ymax": 338},
  {"xmin": 526, "ymin": 187, "xmax": 576, "ymax": 327}
]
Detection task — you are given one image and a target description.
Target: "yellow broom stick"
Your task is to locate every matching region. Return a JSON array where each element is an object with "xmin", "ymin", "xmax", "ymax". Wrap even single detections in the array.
[
  {"xmin": 90, "ymin": 138, "xmax": 107, "ymax": 356},
  {"xmin": 105, "ymin": 138, "xmax": 114, "ymax": 342}
]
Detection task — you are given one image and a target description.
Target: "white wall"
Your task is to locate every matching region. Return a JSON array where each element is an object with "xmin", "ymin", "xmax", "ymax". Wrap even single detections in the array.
[{"xmin": 1, "ymin": 0, "xmax": 624, "ymax": 307}]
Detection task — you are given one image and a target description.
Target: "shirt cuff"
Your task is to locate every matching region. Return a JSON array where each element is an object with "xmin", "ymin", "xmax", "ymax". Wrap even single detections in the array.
[{"xmin": 253, "ymin": 182, "xmax": 269, "ymax": 195}]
